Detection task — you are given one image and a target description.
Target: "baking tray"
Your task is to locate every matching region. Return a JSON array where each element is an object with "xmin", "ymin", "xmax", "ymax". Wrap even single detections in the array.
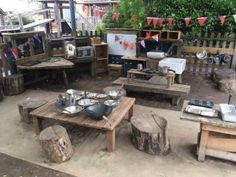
[{"xmin": 185, "ymin": 105, "xmax": 218, "ymax": 118}]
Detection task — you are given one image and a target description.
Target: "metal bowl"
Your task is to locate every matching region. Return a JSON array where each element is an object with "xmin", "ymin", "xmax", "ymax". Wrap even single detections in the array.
[
  {"xmin": 66, "ymin": 89, "xmax": 79, "ymax": 95},
  {"xmin": 60, "ymin": 105, "xmax": 83, "ymax": 116},
  {"xmin": 104, "ymin": 99, "xmax": 120, "ymax": 107},
  {"xmin": 87, "ymin": 92, "xmax": 98, "ymax": 98},
  {"xmin": 96, "ymin": 93, "xmax": 108, "ymax": 99},
  {"xmin": 196, "ymin": 50, "xmax": 207, "ymax": 60},
  {"xmin": 108, "ymin": 90, "xmax": 121, "ymax": 99},
  {"xmin": 78, "ymin": 99, "xmax": 98, "ymax": 107}
]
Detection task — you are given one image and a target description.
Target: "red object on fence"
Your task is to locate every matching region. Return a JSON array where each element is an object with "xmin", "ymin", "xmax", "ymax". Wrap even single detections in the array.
[
  {"xmin": 153, "ymin": 18, "xmax": 159, "ymax": 28},
  {"xmin": 219, "ymin": 15, "xmax": 226, "ymax": 25},
  {"xmin": 99, "ymin": 10, "xmax": 105, "ymax": 19},
  {"xmin": 82, "ymin": 5, "xmax": 86, "ymax": 12},
  {"xmin": 112, "ymin": 13, "xmax": 120, "ymax": 21},
  {"xmin": 167, "ymin": 18, "xmax": 173, "ymax": 26},
  {"xmin": 184, "ymin": 17, "xmax": 191, "ymax": 27},
  {"xmin": 147, "ymin": 17, "xmax": 152, "ymax": 25},
  {"xmin": 145, "ymin": 31, "xmax": 151, "ymax": 39},
  {"xmin": 198, "ymin": 17, "xmax": 208, "ymax": 26},
  {"xmin": 159, "ymin": 18, "xmax": 164, "ymax": 27}
]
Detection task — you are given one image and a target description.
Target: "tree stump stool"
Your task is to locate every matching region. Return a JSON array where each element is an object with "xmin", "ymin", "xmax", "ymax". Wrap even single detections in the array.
[
  {"xmin": 131, "ymin": 114, "xmax": 170, "ymax": 155},
  {"xmin": 18, "ymin": 98, "xmax": 47, "ymax": 124},
  {"xmin": 39, "ymin": 125, "xmax": 73, "ymax": 163},
  {"xmin": 213, "ymin": 68, "xmax": 236, "ymax": 92},
  {"xmin": 3, "ymin": 74, "xmax": 24, "ymax": 96}
]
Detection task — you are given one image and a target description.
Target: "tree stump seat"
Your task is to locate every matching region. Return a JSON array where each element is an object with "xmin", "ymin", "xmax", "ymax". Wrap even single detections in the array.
[
  {"xmin": 213, "ymin": 68, "xmax": 236, "ymax": 92},
  {"xmin": 131, "ymin": 113, "xmax": 171, "ymax": 155},
  {"xmin": 3, "ymin": 74, "xmax": 24, "ymax": 96},
  {"xmin": 39, "ymin": 125, "xmax": 73, "ymax": 163},
  {"xmin": 18, "ymin": 98, "xmax": 48, "ymax": 123}
]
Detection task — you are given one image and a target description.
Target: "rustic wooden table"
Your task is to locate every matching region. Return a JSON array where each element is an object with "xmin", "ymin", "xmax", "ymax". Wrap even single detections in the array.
[
  {"xmin": 181, "ymin": 100, "xmax": 236, "ymax": 162},
  {"xmin": 17, "ymin": 57, "xmax": 74, "ymax": 87},
  {"xmin": 30, "ymin": 96, "xmax": 135, "ymax": 152},
  {"xmin": 127, "ymin": 68, "xmax": 175, "ymax": 88}
]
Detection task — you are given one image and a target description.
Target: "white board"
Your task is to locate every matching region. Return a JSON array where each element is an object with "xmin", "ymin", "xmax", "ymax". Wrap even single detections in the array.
[{"xmin": 107, "ymin": 33, "xmax": 137, "ymax": 56}]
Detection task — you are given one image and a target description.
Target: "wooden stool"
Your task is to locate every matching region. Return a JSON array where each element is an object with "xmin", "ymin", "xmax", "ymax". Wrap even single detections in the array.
[
  {"xmin": 18, "ymin": 98, "xmax": 48, "ymax": 124},
  {"xmin": 108, "ymin": 64, "xmax": 123, "ymax": 77},
  {"xmin": 39, "ymin": 125, "xmax": 73, "ymax": 163},
  {"xmin": 3, "ymin": 74, "xmax": 24, "ymax": 96},
  {"xmin": 131, "ymin": 113, "xmax": 170, "ymax": 155}
]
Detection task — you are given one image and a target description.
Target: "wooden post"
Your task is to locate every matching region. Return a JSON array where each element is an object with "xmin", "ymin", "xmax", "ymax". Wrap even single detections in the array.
[
  {"xmin": 197, "ymin": 124, "xmax": 209, "ymax": 162},
  {"xmin": 106, "ymin": 129, "xmax": 115, "ymax": 152}
]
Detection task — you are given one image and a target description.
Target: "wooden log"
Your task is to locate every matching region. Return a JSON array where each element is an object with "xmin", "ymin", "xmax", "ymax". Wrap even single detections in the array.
[
  {"xmin": 3, "ymin": 74, "xmax": 24, "ymax": 96},
  {"xmin": 131, "ymin": 114, "xmax": 171, "ymax": 155},
  {"xmin": 39, "ymin": 125, "xmax": 73, "ymax": 163},
  {"xmin": 18, "ymin": 98, "xmax": 48, "ymax": 123}
]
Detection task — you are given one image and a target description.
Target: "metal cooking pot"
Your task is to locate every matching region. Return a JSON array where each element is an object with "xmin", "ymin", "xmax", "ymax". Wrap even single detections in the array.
[
  {"xmin": 147, "ymin": 52, "xmax": 167, "ymax": 60},
  {"xmin": 85, "ymin": 104, "xmax": 113, "ymax": 120},
  {"xmin": 196, "ymin": 50, "xmax": 207, "ymax": 60}
]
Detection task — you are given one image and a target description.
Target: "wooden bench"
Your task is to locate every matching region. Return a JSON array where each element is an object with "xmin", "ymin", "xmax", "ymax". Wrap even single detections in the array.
[{"xmin": 112, "ymin": 77, "xmax": 190, "ymax": 106}]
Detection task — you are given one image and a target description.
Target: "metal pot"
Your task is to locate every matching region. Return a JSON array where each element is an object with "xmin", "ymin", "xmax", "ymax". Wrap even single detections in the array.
[
  {"xmin": 196, "ymin": 50, "xmax": 207, "ymax": 60},
  {"xmin": 147, "ymin": 52, "xmax": 167, "ymax": 60},
  {"xmin": 159, "ymin": 66, "xmax": 170, "ymax": 74}
]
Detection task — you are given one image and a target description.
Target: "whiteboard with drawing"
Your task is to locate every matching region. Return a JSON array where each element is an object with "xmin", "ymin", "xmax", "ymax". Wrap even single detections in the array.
[{"xmin": 107, "ymin": 33, "xmax": 137, "ymax": 56}]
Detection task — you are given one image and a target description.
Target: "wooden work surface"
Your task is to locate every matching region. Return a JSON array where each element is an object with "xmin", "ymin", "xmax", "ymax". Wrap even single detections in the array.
[
  {"xmin": 30, "ymin": 96, "xmax": 135, "ymax": 131},
  {"xmin": 113, "ymin": 77, "xmax": 190, "ymax": 97},
  {"xmin": 181, "ymin": 100, "xmax": 236, "ymax": 162},
  {"xmin": 181, "ymin": 101, "xmax": 236, "ymax": 129},
  {"xmin": 121, "ymin": 56, "xmax": 147, "ymax": 62},
  {"xmin": 17, "ymin": 57, "xmax": 74, "ymax": 70}
]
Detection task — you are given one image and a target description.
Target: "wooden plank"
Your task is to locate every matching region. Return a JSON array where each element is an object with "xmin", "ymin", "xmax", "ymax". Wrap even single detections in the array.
[
  {"xmin": 182, "ymin": 47, "xmax": 234, "ymax": 55},
  {"xmin": 205, "ymin": 148, "xmax": 236, "ymax": 162},
  {"xmin": 113, "ymin": 77, "xmax": 190, "ymax": 97},
  {"xmin": 207, "ymin": 133, "xmax": 236, "ymax": 152},
  {"xmin": 17, "ymin": 58, "xmax": 74, "ymax": 70},
  {"xmin": 198, "ymin": 129, "xmax": 209, "ymax": 161},
  {"xmin": 202, "ymin": 124, "xmax": 236, "ymax": 136}
]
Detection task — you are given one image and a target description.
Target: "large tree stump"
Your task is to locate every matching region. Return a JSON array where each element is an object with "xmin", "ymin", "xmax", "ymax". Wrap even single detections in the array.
[
  {"xmin": 18, "ymin": 98, "xmax": 47, "ymax": 123},
  {"xmin": 3, "ymin": 74, "xmax": 24, "ymax": 96},
  {"xmin": 39, "ymin": 125, "xmax": 73, "ymax": 163},
  {"xmin": 213, "ymin": 69, "xmax": 236, "ymax": 92},
  {"xmin": 131, "ymin": 114, "xmax": 170, "ymax": 155}
]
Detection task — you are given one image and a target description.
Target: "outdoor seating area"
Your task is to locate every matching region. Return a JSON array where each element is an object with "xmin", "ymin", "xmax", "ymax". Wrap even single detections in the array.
[{"xmin": 0, "ymin": 0, "xmax": 236, "ymax": 177}]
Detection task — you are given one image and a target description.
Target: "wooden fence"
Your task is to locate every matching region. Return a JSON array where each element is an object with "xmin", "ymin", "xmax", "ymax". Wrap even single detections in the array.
[{"xmin": 181, "ymin": 32, "xmax": 236, "ymax": 75}]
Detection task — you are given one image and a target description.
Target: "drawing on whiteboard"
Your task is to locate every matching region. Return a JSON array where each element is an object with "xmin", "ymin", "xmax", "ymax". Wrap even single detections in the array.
[{"xmin": 107, "ymin": 33, "xmax": 137, "ymax": 56}]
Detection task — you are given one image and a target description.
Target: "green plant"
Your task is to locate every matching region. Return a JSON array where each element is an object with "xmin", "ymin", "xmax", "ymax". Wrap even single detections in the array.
[{"xmin": 104, "ymin": 0, "xmax": 236, "ymax": 34}]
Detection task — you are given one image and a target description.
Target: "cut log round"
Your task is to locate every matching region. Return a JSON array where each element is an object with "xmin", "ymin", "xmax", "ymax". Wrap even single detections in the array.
[
  {"xmin": 18, "ymin": 98, "xmax": 47, "ymax": 123},
  {"xmin": 218, "ymin": 79, "xmax": 236, "ymax": 92},
  {"xmin": 131, "ymin": 114, "xmax": 170, "ymax": 155},
  {"xmin": 3, "ymin": 74, "xmax": 24, "ymax": 96},
  {"xmin": 39, "ymin": 125, "xmax": 73, "ymax": 163},
  {"xmin": 213, "ymin": 68, "xmax": 236, "ymax": 83}
]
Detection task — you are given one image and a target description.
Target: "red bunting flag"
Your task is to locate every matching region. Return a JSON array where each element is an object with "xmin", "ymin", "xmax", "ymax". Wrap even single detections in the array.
[
  {"xmin": 82, "ymin": 5, "xmax": 86, "ymax": 12},
  {"xmin": 153, "ymin": 18, "xmax": 159, "ymax": 28},
  {"xmin": 99, "ymin": 10, "xmax": 105, "ymax": 19},
  {"xmin": 145, "ymin": 31, "xmax": 151, "ymax": 39},
  {"xmin": 159, "ymin": 18, "xmax": 164, "ymax": 27},
  {"xmin": 184, "ymin": 17, "xmax": 191, "ymax": 27},
  {"xmin": 167, "ymin": 18, "xmax": 173, "ymax": 26},
  {"xmin": 198, "ymin": 17, "xmax": 208, "ymax": 26},
  {"xmin": 219, "ymin": 15, "xmax": 226, "ymax": 25},
  {"xmin": 112, "ymin": 13, "xmax": 120, "ymax": 21},
  {"xmin": 147, "ymin": 17, "xmax": 152, "ymax": 25}
]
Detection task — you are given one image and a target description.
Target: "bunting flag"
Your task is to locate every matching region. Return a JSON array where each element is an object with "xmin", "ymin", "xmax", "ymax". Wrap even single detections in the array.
[
  {"xmin": 98, "ymin": 10, "xmax": 105, "ymax": 19},
  {"xmin": 153, "ymin": 18, "xmax": 159, "ymax": 28},
  {"xmin": 112, "ymin": 13, "xmax": 120, "ymax": 21},
  {"xmin": 152, "ymin": 34, "xmax": 159, "ymax": 42},
  {"xmin": 167, "ymin": 18, "xmax": 173, "ymax": 26},
  {"xmin": 140, "ymin": 40, "xmax": 146, "ymax": 48},
  {"xmin": 147, "ymin": 17, "xmax": 152, "ymax": 25},
  {"xmin": 115, "ymin": 35, "xmax": 120, "ymax": 42},
  {"xmin": 132, "ymin": 15, "xmax": 139, "ymax": 22},
  {"xmin": 82, "ymin": 5, "xmax": 86, "ymax": 12},
  {"xmin": 123, "ymin": 41, "xmax": 129, "ymax": 50},
  {"xmin": 184, "ymin": 17, "xmax": 191, "ymax": 27},
  {"xmin": 145, "ymin": 31, "xmax": 151, "ymax": 39},
  {"xmin": 198, "ymin": 17, "xmax": 208, "ymax": 26},
  {"xmin": 219, "ymin": 15, "xmax": 226, "ymax": 25},
  {"xmin": 159, "ymin": 18, "xmax": 164, "ymax": 27}
]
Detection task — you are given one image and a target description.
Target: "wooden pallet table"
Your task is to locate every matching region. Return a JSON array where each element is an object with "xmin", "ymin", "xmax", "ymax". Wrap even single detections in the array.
[
  {"xmin": 180, "ymin": 100, "xmax": 236, "ymax": 162},
  {"xmin": 127, "ymin": 69, "xmax": 175, "ymax": 88},
  {"xmin": 30, "ymin": 96, "xmax": 135, "ymax": 152},
  {"xmin": 113, "ymin": 77, "xmax": 190, "ymax": 106}
]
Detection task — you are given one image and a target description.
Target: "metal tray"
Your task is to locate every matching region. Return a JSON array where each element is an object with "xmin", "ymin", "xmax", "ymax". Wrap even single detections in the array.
[
  {"xmin": 56, "ymin": 105, "xmax": 83, "ymax": 116},
  {"xmin": 185, "ymin": 105, "xmax": 218, "ymax": 118}
]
